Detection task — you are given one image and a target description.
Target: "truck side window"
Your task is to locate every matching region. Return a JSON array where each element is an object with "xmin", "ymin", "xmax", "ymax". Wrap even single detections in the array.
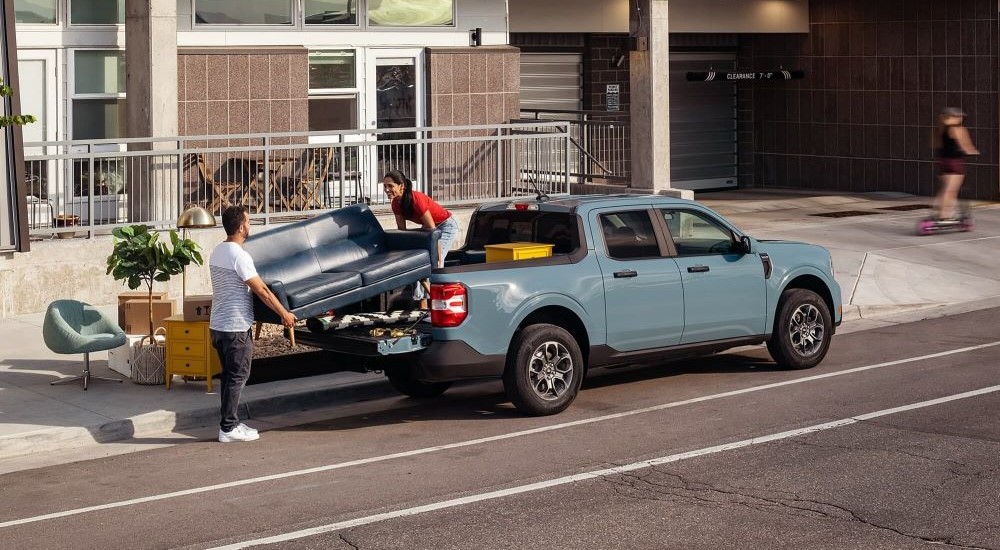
[
  {"xmin": 601, "ymin": 211, "xmax": 660, "ymax": 260},
  {"xmin": 661, "ymin": 210, "xmax": 737, "ymax": 256}
]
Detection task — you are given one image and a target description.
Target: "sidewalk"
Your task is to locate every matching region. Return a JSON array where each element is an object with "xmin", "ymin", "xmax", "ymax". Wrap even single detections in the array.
[{"xmin": 2, "ymin": 189, "xmax": 999, "ymax": 469}]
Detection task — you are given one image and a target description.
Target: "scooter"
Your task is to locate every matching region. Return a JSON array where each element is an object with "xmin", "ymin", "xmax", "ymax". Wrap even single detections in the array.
[{"xmin": 916, "ymin": 203, "xmax": 973, "ymax": 235}]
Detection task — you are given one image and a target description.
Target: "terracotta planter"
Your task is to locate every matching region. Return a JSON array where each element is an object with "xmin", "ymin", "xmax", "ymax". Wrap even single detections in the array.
[{"xmin": 53, "ymin": 215, "xmax": 80, "ymax": 239}]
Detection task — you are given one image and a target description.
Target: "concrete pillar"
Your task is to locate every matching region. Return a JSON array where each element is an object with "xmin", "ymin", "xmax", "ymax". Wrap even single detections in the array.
[
  {"xmin": 125, "ymin": 0, "xmax": 179, "ymax": 223},
  {"xmin": 629, "ymin": 0, "xmax": 684, "ymax": 197}
]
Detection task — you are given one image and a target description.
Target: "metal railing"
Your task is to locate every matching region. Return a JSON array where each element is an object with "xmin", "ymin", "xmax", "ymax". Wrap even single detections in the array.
[
  {"xmin": 22, "ymin": 122, "xmax": 571, "ymax": 238},
  {"xmin": 520, "ymin": 109, "xmax": 631, "ymax": 184}
]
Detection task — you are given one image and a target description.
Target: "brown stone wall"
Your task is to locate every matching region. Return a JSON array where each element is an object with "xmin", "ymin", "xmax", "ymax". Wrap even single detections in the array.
[
  {"xmin": 425, "ymin": 46, "xmax": 521, "ymax": 202},
  {"xmin": 178, "ymin": 47, "xmax": 309, "ymax": 147},
  {"xmin": 738, "ymin": 0, "xmax": 1000, "ymax": 199}
]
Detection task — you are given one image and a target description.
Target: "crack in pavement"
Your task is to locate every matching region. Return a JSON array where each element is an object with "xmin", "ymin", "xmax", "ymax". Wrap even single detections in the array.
[
  {"xmin": 602, "ymin": 468, "xmax": 995, "ymax": 550},
  {"xmin": 339, "ymin": 532, "xmax": 360, "ymax": 550}
]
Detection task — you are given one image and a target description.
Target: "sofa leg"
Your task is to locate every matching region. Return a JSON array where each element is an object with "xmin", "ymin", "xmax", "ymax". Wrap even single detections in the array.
[{"xmin": 254, "ymin": 321, "xmax": 263, "ymax": 340}]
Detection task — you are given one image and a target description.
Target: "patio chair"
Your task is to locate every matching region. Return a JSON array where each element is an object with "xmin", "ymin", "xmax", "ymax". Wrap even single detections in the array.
[
  {"xmin": 43, "ymin": 300, "xmax": 126, "ymax": 390},
  {"xmin": 293, "ymin": 147, "xmax": 333, "ymax": 210}
]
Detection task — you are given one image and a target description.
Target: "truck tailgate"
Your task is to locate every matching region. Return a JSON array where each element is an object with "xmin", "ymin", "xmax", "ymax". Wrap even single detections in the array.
[{"xmin": 294, "ymin": 310, "xmax": 431, "ymax": 357}]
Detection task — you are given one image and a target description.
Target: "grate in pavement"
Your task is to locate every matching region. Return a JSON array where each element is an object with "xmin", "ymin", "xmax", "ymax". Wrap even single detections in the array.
[
  {"xmin": 876, "ymin": 204, "xmax": 932, "ymax": 211},
  {"xmin": 810, "ymin": 210, "xmax": 884, "ymax": 218}
]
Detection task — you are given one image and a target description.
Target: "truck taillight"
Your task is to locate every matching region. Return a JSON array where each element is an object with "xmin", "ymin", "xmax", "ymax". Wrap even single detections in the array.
[{"xmin": 430, "ymin": 283, "xmax": 468, "ymax": 327}]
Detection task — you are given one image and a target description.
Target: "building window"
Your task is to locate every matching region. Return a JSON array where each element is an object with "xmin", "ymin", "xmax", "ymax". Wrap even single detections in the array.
[
  {"xmin": 195, "ymin": 0, "xmax": 293, "ymax": 25},
  {"xmin": 368, "ymin": 0, "xmax": 454, "ymax": 27},
  {"xmin": 70, "ymin": 0, "xmax": 123, "ymax": 25},
  {"xmin": 14, "ymin": 0, "xmax": 58, "ymax": 24},
  {"xmin": 72, "ymin": 51, "xmax": 126, "ymax": 140},
  {"xmin": 304, "ymin": 0, "xmax": 358, "ymax": 25},
  {"xmin": 308, "ymin": 51, "xmax": 358, "ymax": 132}
]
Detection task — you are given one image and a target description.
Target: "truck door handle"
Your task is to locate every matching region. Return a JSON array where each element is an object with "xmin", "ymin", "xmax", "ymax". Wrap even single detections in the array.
[
  {"xmin": 613, "ymin": 269, "xmax": 638, "ymax": 279},
  {"xmin": 687, "ymin": 265, "xmax": 710, "ymax": 273}
]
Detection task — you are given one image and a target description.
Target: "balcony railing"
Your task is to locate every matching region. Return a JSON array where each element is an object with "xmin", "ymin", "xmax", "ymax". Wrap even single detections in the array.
[
  {"xmin": 23, "ymin": 122, "xmax": 572, "ymax": 239},
  {"xmin": 520, "ymin": 109, "xmax": 631, "ymax": 185}
]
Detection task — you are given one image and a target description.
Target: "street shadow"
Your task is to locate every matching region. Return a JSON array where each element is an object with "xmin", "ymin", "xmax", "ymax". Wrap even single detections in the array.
[{"xmin": 274, "ymin": 350, "xmax": 782, "ymax": 435}]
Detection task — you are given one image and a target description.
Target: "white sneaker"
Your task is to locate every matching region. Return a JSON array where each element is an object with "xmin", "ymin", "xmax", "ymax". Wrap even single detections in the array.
[
  {"xmin": 238, "ymin": 423, "xmax": 258, "ymax": 436},
  {"xmin": 219, "ymin": 423, "xmax": 260, "ymax": 442}
]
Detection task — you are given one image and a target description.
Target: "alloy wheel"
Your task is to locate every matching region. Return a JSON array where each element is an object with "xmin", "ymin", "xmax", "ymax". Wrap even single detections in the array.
[
  {"xmin": 788, "ymin": 303, "xmax": 825, "ymax": 357},
  {"xmin": 527, "ymin": 341, "xmax": 574, "ymax": 401}
]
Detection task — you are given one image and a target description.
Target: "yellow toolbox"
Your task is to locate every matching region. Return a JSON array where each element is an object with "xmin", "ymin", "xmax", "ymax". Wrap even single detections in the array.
[{"xmin": 484, "ymin": 242, "xmax": 554, "ymax": 263}]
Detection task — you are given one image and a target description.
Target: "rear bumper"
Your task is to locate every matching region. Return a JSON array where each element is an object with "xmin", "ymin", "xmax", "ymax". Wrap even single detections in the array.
[{"xmin": 411, "ymin": 339, "xmax": 506, "ymax": 383}]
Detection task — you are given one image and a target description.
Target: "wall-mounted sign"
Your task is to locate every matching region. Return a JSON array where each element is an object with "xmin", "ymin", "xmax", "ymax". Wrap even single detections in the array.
[
  {"xmin": 606, "ymin": 84, "xmax": 620, "ymax": 112},
  {"xmin": 686, "ymin": 70, "xmax": 805, "ymax": 82}
]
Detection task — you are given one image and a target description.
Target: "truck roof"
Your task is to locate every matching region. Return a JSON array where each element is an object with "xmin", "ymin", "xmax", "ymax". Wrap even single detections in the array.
[{"xmin": 478, "ymin": 194, "xmax": 696, "ymax": 213}]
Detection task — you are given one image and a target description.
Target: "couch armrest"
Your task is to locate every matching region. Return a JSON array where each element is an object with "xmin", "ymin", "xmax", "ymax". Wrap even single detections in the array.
[
  {"xmin": 253, "ymin": 279, "xmax": 291, "ymax": 325},
  {"xmin": 266, "ymin": 280, "xmax": 290, "ymax": 310},
  {"xmin": 384, "ymin": 229, "xmax": 442, "ymax": 265}
]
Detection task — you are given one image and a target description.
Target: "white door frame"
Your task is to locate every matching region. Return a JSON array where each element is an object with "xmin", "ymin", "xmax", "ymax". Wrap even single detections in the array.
[
  {"xmin": 363, "ymin": 48, "xmax": 425, "ymax": 196},
  {"xmin": 17, "ymin": 49, "xmax": 59, "ymax": 227}
]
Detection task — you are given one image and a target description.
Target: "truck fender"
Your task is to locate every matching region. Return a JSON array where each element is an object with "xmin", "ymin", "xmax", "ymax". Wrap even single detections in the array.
[
  {"xmin": 507, "ymin": 293, "xmax": 600, "ymax": 351},
  {"xmin": 768, "ymin": 266, "xmax": 838, "ymax": 334}
]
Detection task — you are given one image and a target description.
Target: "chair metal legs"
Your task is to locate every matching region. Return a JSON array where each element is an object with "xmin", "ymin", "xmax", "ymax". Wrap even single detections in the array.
[{"xmin": 51, "ymin": 352, "xmax": 123, "ymax": 390}]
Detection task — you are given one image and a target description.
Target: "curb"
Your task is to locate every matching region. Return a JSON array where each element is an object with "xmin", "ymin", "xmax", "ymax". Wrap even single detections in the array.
[{"xmin": 0, "ymin": 375, "xmax": 396, "ymax": 461}]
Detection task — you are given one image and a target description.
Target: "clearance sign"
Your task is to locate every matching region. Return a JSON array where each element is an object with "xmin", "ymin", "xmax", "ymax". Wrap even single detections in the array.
[{"xmin": 687, "ymin": 70, "xmax": 805, "ymax": 82}]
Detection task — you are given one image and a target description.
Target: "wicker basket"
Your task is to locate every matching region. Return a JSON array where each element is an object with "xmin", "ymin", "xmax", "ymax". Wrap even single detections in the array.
[{"xmin": 132, "ymin": 328, "xmax": 167, "ymax": 385}]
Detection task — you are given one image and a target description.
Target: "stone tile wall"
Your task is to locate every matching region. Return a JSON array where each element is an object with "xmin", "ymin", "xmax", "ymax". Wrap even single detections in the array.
[
  {"xmin": 178, "ymin": 47, "xmax": 309, "ymax": 147},
  {"xmin": 425, "ymin": 47, "xmax": 521, "ymax": 202},
  {"xmin": 738, "ymin": 0, "xmax": 1000, "ymax": 199}
]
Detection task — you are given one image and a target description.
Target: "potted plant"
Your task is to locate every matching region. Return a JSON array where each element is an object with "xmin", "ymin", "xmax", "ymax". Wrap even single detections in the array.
[
  {"xmin": 106, "ymin": 225, "xmax": 203, "ymax": 383},
  {"xmin": 107, "ymin": 225, "xmax": 203, "ymax": 336}
]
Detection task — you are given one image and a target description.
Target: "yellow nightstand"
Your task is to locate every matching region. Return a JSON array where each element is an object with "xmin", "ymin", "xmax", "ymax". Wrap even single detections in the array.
[{"xmin": 164, "ymin": 314, "xmax": 222, "ymax": 391}]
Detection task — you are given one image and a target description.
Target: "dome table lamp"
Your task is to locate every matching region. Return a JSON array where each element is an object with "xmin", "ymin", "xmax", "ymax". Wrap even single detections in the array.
[{"xmin": 176, "ymin": 205, "xmax": 217, "ymax": 309}]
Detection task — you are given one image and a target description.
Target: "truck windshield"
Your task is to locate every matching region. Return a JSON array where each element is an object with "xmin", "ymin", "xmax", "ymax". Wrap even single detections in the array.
[{"xmin": 466, "ymin": 211, "xmax": 580, "ymax": 255}]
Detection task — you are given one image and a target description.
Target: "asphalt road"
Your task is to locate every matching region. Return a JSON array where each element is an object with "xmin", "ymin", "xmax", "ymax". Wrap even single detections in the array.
[{"xmin": 2, "ymin": 308, "xmax": 999, "ymax": 550}]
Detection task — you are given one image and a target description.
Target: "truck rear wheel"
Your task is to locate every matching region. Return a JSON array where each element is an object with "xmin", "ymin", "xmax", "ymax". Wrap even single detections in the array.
[
  {"xmin": 503, "ymin": 324, "xmax": 584, "ymax": 416},
  {"xmin": 767, "ymin": 288, "xmax": 833, "ymax": 370},
  {"xmin": 386, "ymin": 368, "xmax": 452, "ymax": 398}
]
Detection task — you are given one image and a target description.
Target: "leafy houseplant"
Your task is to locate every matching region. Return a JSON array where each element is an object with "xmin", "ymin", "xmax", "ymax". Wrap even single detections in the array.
[
  {"xmin": 0, "ymin": 76, "xmax": 36, "ymax": 129},
  {"xmin": 106, "ymin": 225, "xmax": 203, "ymax": 337}
]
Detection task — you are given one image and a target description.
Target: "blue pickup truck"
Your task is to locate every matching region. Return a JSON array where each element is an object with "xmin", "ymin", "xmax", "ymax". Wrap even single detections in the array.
[{"xmin": 299, "ymin": 194, "xmax": 842, "ymax": 416}]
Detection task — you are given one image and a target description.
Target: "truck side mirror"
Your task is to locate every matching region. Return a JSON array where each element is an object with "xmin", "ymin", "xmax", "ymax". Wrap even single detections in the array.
[{"xmin": 740, "ymin": 236, "xmax": 753, "ymax": 255}]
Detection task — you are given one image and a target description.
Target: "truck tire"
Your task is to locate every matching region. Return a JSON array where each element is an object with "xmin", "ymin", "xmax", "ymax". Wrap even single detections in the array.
[
  {"xmin": 503, "ymin": 324, "xmax": 584, "ymax": 416},
  {"xmin": 385, "ymin": 369, "xmax": 452, "ymax": 398},
  {"xmin": 767, "ymin": 288, "xmax": 833, "ymax": 370}
]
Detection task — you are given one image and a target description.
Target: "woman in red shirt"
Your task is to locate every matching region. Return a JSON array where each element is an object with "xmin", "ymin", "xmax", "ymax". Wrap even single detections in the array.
[{"xmin": 383, "ymin": 170, "xmax": 461, "ymax": 306}]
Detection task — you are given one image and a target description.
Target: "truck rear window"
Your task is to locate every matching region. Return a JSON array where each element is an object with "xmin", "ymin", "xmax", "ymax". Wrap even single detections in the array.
[{"xmin": 466, "ymin": 211, "xmax": 580, "ymax": 255}]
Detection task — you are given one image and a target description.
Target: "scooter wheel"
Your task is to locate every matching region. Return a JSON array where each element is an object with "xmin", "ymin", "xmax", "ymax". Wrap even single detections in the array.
[
  {"xmin": 917, "ymin": 219, "xmax": 935, "ymax": 236},
  {"xmin": 960, "ymin": 219, "xmax": 974, "ymax": 232}
]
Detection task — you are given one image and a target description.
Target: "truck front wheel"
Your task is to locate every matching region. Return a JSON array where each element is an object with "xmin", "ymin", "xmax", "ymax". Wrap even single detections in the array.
[
  {"xmin": 767, "ymin": 288, "xmax": 833, "ymax": 369},
  {"xmin": 385, "ymin": 368, "xmax": 452, "ymax": 398},
  {"xmin": 504, "ymin": 324, "xmax": 584, "ymax": 416}
]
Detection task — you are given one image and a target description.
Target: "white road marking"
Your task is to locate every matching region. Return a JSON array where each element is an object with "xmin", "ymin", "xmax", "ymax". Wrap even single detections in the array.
[
  {"xmin": 2, "ymin": 341, "xmax": 999, "ymax": 530},
  {"xmin": 210, "ymin": 384, "xmax": 1000, "ymax": 549}
]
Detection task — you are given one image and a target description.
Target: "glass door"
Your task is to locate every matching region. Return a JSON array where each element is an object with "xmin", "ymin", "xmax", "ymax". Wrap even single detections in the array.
[
  {"xmin": 17, "ymin": 50, "xmax": 58, "ymax": 230},
  {"xmin": 364, "ymin": 49, "xmax": 424, "ymax": 201}
]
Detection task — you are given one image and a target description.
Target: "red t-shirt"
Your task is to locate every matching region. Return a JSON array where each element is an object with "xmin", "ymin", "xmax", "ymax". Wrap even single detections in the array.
[{"xmin": 391, "ymin": 191, "xmax": 451, "ymax": 226}]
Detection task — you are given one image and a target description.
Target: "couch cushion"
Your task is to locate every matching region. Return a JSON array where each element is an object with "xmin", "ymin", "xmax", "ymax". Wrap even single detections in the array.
[
  {"xmin": 334, "ymin": 250, "xmax": 430, "ymax": 285},
  {"xmin": 245, "ymin": 224, "xmax": 322, "ymax": 284},
  {"xmin": 283, "ymin": 272, "xmax": 363, "ymax": 309}
]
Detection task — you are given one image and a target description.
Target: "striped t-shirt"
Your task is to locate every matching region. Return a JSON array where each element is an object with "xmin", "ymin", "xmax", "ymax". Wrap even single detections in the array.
[{"xmin": 209, "ymin": 242, "xmax": 258, "ymax": 332}]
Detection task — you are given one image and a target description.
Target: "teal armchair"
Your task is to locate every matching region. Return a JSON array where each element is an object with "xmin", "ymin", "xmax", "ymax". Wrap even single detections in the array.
[{"xmin": 43, "ymin": 300, "xmax": 127, "ymax": 390}]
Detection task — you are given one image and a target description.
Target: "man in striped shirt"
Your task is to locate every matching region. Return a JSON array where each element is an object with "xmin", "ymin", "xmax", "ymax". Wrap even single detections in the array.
[{"xmin": 210, "ymin": 206, "xmax": 296, "ymax": 443}]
